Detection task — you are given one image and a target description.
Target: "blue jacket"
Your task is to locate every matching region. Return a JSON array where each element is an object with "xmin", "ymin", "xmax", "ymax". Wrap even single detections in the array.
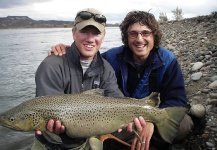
[{"xmin": 102, "ymin": 45, "xmax": 187, "ymax": 108}]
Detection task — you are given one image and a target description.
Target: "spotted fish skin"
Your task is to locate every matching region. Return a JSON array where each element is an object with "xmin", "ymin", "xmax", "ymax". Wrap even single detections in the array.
[{"xmin": 0, "ymin": 89, "xmax": 186, "ymax": 144}]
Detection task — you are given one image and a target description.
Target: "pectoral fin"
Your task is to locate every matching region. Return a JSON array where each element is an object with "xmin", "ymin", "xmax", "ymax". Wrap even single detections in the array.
[
  {"xmin": 89, "ymin": 136, "xmax": 103, "ymax": 150},
  {"xmin": 132, "ymin": 130, "xmax": 142, "ymax": 143}
]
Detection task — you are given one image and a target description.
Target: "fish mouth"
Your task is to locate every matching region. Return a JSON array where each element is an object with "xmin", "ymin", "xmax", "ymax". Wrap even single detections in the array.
[
  {"xmin": 0, "ymin": 122, "xmax": 23, "ymax": 131},
  {"xmin": 0, "ymin": 115, "xmax": 22, "ymax": 131}
]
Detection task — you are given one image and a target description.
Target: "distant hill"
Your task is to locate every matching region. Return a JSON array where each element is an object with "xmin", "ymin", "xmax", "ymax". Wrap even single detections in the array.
[
  {"xmin": 0, "ymin": 16, "xmax": 74, "ymax": 29},
  {"xmin": 0, "ymin": 16, "xmax": 119, "ymax": 29}
]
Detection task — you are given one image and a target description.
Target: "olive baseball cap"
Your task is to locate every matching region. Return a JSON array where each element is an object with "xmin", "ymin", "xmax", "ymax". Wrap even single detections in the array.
[{"xmin": 74, "ymin": 8, "xmax": 106, "ymax": 33}]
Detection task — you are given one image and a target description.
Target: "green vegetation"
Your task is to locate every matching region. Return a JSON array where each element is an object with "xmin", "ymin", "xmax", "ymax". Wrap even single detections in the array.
[
  {"xmin": 158, "ymin": 12, "xmax": 168, "ymax": 22},
  {"xmin": 172, "ymin": 7, "xmax": 184, "ymax": 21}
]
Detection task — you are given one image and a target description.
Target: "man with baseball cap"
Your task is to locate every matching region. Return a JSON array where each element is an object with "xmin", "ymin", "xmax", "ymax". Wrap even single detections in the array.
[
  {"xmin": 74, "ymin": 8, "xmax": 106, "ymax": 33},
  {"xmin": 31, "ymin": 8, "xmax": 124, "ymax": 150}
]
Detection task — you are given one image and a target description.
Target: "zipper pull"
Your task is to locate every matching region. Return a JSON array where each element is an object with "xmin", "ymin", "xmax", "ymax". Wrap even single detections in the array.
[
  {"xmin": 138, "ymin": 74, "xmax": 140, "ymax": 79},
  {"xmin": 81, "ymin": 83, "xmax": 84, "ymax": 91}
]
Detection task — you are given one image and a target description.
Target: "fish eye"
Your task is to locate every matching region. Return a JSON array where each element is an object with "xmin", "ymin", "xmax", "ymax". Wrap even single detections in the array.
[{"xmin": 10, "ymin": 117, "xmax": 15, "ymax": 122}]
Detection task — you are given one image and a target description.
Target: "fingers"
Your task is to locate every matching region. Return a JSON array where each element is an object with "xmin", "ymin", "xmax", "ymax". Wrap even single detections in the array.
[
  {"xmin": 131, "ymin": 132, "xmax": 150, "ymax": 150},
  {"xmin": 47, "ymin": 119, "xmax": 65, "ymax": 134},
  {"xmin": 134, "ymin": 117, "xmax": 145, "ymax": 132},
  {"xmin": 117, "ymin": 128, "xmax": 123, "ymax": 132},
  {"xmin": 127, "ymin": 122, "xmax": 133, "ymax": 132},
  {"xmin": 49, "ymin": 43, "xmax": 67, "ymax": 56},
  {"xmin": 131, "ymin": 118, "xmax": 154, "ymax": 150},
  {"xmin": 36, "ymin": 130, "xmax": 42, "ymax": 135},
  {"xmin": 60, "ymin": 44, "xmax": 67, "ymax": 54},
  {"xmin": 138, "ymin": 116, "xmax": 146, "ymax": 127},
  {"xmin": 131, "ymin": 137, "xmax": 138, "ymax": 150},
  {"xmin": 139, "ymin": 122, "xmax": 154, "ymax": 150},
  {"xmin": 51, "ymin": 45, "xmax": 61, "ymax": 56},
  {"xmin": 48, "ymin": 50, "xmax": 52, "ymax": 56},
  {"xmin": 54, "ymin": 120, "xmax": 65, "ymax": 134},
  {"xmin": 127, "ymin": 117, "xmax": 144, "ymax": 133},
  {"xmin": 47, "ymin": 119, "xmax": 55, "ymax": 132},
  {"xmin": 140, "ymin": 138, "xmax": 150, "ymax": 150},
  {"xmin": 130, "ymin": 117, "xmax": 143, "ymax": 150},
  {"xmin": 54, "ymin": 43, "xmax": 67, "ymax": 56}
]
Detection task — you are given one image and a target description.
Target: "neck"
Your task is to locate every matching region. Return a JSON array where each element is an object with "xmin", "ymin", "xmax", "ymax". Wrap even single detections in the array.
[{"xmin": 133, "ymin": 55, "xmax": 147, "ymax": 65}]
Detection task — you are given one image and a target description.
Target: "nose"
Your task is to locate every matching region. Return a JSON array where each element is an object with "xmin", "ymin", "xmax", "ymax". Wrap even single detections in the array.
[
  {"xmin": 136, "ymin": 33, "xmax": 143, "ymax": 40},
  {"xmin": 85, "ymin": 32, "xmax": 95, "ymax": 42}
]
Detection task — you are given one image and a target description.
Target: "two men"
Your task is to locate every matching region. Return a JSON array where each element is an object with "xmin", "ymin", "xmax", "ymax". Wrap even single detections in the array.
[{"xmin": 44, "ymin": 10, "xmax": 194, "ymax": 150}]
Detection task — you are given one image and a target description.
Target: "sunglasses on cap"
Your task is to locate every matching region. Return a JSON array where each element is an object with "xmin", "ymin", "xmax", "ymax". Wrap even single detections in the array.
[{"xmin": 75, "ymin": 11, "xmax": 107, "ymax": 24}]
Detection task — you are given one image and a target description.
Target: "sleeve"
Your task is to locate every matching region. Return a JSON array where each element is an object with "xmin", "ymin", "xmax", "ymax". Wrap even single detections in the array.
[
  {"xmin": 35, "ymin": 55, "xmax": 65, "ymax": 97},
  {"xmin": 100, "ymin": 60, "xmax": 124, "ymax": 98},
  {"xmin": 159, "ymin": 59, "xmax": 187, "ymax": 108}
]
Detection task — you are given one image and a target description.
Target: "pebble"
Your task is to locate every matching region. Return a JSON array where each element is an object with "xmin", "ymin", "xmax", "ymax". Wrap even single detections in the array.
[
  {"xmin": 209, "ymin": 81, "xmax": 217, "ymax": 89},
  {"xmin": 206, "ymin": 141, "xmax": 215, "ymax": 148},
  {"xmin": 192, "ymin": 62, "xmax": 204, "ymax": 71},
  {"xmin": 191, "ymin": 72, "xmax": 203, "ymax": 81},
  {"xmin": 211, "ymin": 76, "xmax": 217, "ymax": 82},
  {"xmin": 209, "ymin": 93, "xmax": 217, "ymax": 99},
  {"xmin": 190, "ymin": 104, "xmax": 206, "ymax": 118}
]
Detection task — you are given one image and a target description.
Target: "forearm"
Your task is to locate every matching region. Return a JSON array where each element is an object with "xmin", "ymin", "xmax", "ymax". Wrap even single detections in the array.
[{"xmin": 159, "ymin": 59, "xmax": 187, "ymax": 108}]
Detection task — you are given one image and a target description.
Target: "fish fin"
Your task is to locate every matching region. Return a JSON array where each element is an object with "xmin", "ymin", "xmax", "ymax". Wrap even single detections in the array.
[
  {"xmin": 132, "ymin": 130, "xmax": 142, "ymax": 143},
  {"xmin": 89, "ymin": 136, "xmax": 103, "ymax": 150},
  {"xmin": 155, "ymin": 107, "xmax": 186, "ymax": 144},
  {"xmin": 148, "ymin": 92, "xmax": 160, "ymax": 106},
  {"xmin": 82, "ymin": 88, "xmax": 104, "ymax": 96},
  {"xmin": 139, "ymin": 92, "xmax": 159, "ymax": 107}
]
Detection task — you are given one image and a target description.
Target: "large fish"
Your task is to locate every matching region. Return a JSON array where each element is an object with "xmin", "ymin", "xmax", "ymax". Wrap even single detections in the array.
[{"xmin": 0, "ymin": 89, "xmax": 186, "ymax": 144}]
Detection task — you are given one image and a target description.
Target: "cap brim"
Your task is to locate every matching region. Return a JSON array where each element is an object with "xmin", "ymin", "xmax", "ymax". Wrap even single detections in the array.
[{"xmin": 75, "ymin": 18, "xmax": 105, "ymax": 33}]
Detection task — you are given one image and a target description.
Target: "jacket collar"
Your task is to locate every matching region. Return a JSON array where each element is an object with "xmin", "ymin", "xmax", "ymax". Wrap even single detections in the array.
[{"xmin": 118, "ymin": 45, "xmax": 165, "ymax": 70}]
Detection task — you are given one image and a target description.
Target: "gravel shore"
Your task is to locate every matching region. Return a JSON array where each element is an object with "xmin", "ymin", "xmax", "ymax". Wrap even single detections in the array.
[{"xmin": 160, "ymin": 13, "xmax": 217, "ymax": 150}]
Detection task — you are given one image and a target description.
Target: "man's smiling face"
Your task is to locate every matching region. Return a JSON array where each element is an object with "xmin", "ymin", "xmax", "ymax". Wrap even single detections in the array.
[{"xmin": 127, "ymin": 22, "xmax": 154, "ymax": 63}]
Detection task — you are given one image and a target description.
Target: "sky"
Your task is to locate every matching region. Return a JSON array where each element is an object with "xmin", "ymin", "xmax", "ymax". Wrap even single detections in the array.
[{"xmin": 0, "ymin": 0, "xmax": 216, "ymax": 23}]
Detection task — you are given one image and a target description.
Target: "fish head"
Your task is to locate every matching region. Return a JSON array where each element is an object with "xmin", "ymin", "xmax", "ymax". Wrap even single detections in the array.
[{"xmin": 0, "ymin": 108, "xmax": 46, "ymax": 132}]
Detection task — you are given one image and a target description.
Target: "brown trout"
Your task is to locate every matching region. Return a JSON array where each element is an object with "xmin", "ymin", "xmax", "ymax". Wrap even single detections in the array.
[{"xmin": 0, "ymin": 89, "xmax": 186, "ymax": 144}]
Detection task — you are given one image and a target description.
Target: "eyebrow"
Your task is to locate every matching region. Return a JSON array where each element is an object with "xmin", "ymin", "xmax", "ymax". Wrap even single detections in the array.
[{"xmin": 128, "ymin": 29, "xmax": 152, "ymax": 32}]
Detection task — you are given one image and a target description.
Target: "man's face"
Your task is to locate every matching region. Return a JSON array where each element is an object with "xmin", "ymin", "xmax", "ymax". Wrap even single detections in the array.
[
  {"xmin": 73, "ymin": 25, "xmax": 105, "ymax": 60},
  {"xmin": 127, "ymin": 22, "xmax": 154, "ymax": 63}
]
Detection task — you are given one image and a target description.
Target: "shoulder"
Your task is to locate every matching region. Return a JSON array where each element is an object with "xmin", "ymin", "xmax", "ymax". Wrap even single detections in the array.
[
  {"xmin": 36, "ymin": 54, "xmax": 66, "ymax": 73},
  {"xmin": 158, "ymin": 47, "xmax": 176, "ymax": 63},
  {"xmin": 40, "ymin": 54, "xmax": 65, "ymax": 66},
  {"xmin": 158, "ymin": 47, "xmax": 176, "ymax": 58},
  {"xmin": 102, "ymin": 45, "xmax": 125, "ymax": 57},
  {"xmin": 101, "ymin": 58, "xmax": 115, "ymax": 71},
  {"xmin": 102, "ymin": 45, "xmax": 125, "ymax": 64}
]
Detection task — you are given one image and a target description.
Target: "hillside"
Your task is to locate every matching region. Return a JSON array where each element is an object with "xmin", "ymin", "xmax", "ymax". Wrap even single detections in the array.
[
  {"xmin": 160, "ymin": 13, "xmax": 217, "ymax": 149},
  {"xmin": 0, "ymin": 16, "xmax": 118, "ymax": 29},
  {"xmin": 0, "ymin": 16, "xmax": 74, "ymax": 28}
]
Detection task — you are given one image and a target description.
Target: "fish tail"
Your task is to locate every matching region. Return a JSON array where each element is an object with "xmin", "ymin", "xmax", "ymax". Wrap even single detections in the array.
[{"xmin": 155, "ymin": 107, "xmax": 186, "ymax": 144}]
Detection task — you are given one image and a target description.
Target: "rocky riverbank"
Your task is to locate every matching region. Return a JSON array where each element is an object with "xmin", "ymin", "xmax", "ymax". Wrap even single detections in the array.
[{"xmin": 160, "ymin": 13, "xmax": 217, "ymax": 150}]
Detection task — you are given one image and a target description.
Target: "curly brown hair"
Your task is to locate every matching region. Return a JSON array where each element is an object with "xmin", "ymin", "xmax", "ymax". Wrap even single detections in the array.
[{"xmin": 119, "ymin": 11, "xmax": 162, "ymax": 49}]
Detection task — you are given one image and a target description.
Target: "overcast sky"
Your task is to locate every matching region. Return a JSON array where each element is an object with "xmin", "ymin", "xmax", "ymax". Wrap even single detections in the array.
[{"xmin": 0, "ymin": 0, "xmax": 216, "ymax": 23}]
